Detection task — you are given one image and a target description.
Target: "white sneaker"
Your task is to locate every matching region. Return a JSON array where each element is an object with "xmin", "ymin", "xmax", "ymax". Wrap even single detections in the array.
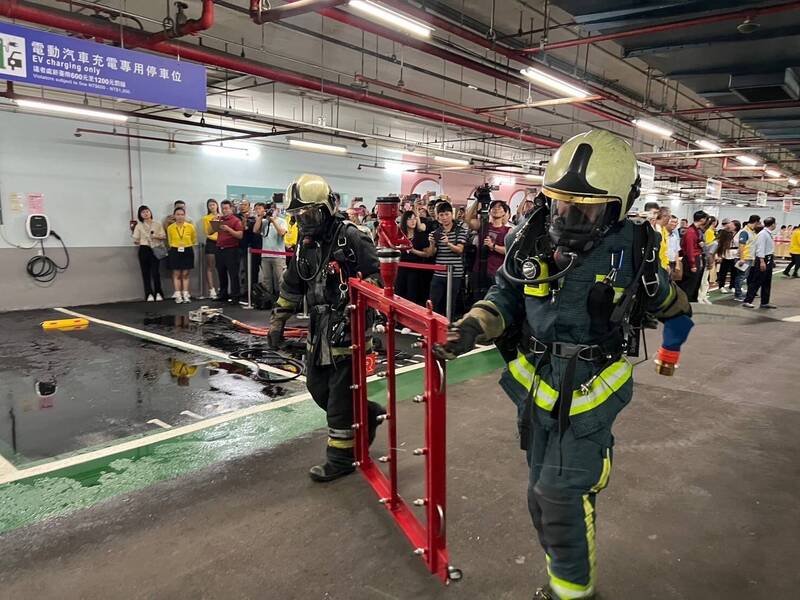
[
  {"xmin": 209, "ymin": 288, "xmax": 218, "ymax": 300},
  {"xmin": 155, "ymin": 293, "xmax": 164, "ymax": 301},
  {"xmin": 720, "ymin": 287, "xmax": 732, "ymax": 294},
  {"xmin": 182, "ymin": 291, "xmax": 191, "ymax": 303},
  {"xmin": 146, "ymin": 294, "xmax": 155, "ymax": 302},
  {"xmin": 175, "ymin": 295, "xmax": 183, "ymax": 304}
]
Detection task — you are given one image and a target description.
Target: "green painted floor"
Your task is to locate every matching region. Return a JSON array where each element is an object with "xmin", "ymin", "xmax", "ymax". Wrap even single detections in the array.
[{"xmin": 0, "ymin": 349, "xmax": 505, "ymax": 534}]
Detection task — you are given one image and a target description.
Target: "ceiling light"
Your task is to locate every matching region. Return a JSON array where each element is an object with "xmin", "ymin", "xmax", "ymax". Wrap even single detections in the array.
[
  {"xmin": 735, "ymin": 154, "xmax": 760, "ymax": 166},
  {"xmin": 492, "ymin": 175, "xmax": 516, "ymax": 186},
  {"xmin": 384, "ymin": 161, "xmax": 412, "ymax": 173},
  {"xmin": 633, "ymin": 119, "xmax": 673, "ymax": 138},
  {"xmin": 348, "ymin": 0, "xmax": 434, "ymax": 38},
  {"xmin": 15, "ymin": 98, "xmax": 128, "ymax": 122},
  {"xmin": 525, "ymin": 174, "xmax": 544, "ymax": 182},
  {"xmin": 519, "ymin": 67, "xmax": 590, "ymax": 98},
  {"xmin": 467, "ymin": 84, "xmax": 479, "ymax": 90},
  {"xmin": 695, "ymin": 139, "xmax": 721, "ymax": 152},
  {"xmin": 645, "ymin": 193, "xmax": 659, "ymax": 202},
  {"xmin": 434, "ymin": 155, "xmax": 470, "ymax": 166},
  {"xmin": 289, "ymin": 139, "xmax": 347, "ymax": 154},
  {"xmin": 202, "ymin": 143, "xmax": 259, "ymax": 160},
  {"xmin": 765, "ymin": 168, "xmax": 782, "ymax": 178},
  {"xmin": 789, "ymin": 177, "xmax": 799, "ymax": 186},
  {"xmin": 669, "ymin": 192, "xmax": 681, "ymax": 200}
]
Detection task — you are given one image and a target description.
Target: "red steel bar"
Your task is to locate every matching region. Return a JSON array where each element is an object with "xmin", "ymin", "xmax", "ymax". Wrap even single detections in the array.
[
  {"xmin": 249, "ymin": 0, "xmax": 347, "ymax": 24},
  {"xmin": 521, "ymin": 1, "xmax": 800, "ymax": 53}
]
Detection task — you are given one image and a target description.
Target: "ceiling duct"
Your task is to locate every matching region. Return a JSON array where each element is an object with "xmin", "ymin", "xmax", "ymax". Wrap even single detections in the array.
[{"xmin": 728, "ymin": 68, "xmax": 800, "ymax": 103}]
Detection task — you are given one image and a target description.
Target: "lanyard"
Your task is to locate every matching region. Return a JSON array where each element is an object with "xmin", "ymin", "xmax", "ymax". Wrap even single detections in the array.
[{"xmin": 176, "ymin": 225, "xmax": 186, "ymax": 241}]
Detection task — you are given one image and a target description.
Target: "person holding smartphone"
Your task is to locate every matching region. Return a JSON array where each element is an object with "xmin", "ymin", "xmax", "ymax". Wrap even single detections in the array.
[
  {"xmin": 423, "ymin": 202, "xmax": 468, "ymax": 317},
  {"xmin": 132, "ymin": 204, "xmax": 166, "ymax": 302}
]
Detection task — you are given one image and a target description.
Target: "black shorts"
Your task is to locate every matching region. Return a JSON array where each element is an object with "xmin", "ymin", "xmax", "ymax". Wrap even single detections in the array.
[
  {"xmin": 205, "ymin": 238, "xmax": 217, "ymax": 255},
  {"xmin": 168, "ymin": 247, "xmax": 195, "ymax": 271}
]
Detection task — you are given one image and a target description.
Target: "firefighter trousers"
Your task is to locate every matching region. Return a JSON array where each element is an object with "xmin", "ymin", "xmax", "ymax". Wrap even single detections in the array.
[{"xmin": 525, "ymin": 394, "xmax": 625, "ymax": 600}]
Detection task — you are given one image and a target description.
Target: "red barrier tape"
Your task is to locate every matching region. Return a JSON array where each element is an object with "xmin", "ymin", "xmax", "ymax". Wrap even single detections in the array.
[{"xmin": 248, "ymin": 248, "xmax": 448, "ymax": 272}]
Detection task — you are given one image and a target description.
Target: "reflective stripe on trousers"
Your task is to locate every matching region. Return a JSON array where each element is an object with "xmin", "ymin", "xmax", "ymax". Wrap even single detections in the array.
[{"xmin": 508, "ymin": 353, "xmax": 632, "ymax": 416}]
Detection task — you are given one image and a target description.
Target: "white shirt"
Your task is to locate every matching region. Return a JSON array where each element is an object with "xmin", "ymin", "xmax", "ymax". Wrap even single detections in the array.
[
  {"xmin": 754, "ymin": 227, "xmax": 775, "ymax": 258},
  {"xmin": 667, "ymin": 229, "xmax": 681, "ymax": 262}
]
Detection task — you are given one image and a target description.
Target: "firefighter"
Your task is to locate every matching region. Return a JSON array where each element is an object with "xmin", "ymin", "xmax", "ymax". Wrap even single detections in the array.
[
  {"xmin": 435, "ymin": 131, "xmax": 694, "ymax": 599},
  {"xmin": 269, "ymin": 174, "xmax": 385, "ymax": 482}
]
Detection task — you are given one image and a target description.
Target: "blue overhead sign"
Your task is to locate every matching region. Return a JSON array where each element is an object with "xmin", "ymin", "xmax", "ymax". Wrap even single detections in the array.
[{"xmin": 0, "ymin": 22, "xmax": 206, "ymax": 110}]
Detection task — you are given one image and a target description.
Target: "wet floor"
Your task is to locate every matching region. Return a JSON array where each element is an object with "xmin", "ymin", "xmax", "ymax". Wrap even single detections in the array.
[{"xmin": 0, "ymin": 307, "xmax": 307, "ymax": 467}]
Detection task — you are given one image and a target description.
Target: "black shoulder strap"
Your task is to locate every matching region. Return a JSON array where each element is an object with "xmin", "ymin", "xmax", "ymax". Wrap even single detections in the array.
[{"xmin": 609, "ymin": 221, "xmax": 657, "ymax": 327}]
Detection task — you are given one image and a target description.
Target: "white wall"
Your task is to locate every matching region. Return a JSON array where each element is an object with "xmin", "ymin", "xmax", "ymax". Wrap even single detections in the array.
[
  {"xmin": 0, "ymin": 110, "xmax": 401, "ymax": 310},
  {"xmin": 0, "ymin": 110, "xmax": 401, "ymax": 249}
]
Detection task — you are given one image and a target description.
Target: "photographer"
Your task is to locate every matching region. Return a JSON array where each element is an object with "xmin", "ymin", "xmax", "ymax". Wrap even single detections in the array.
[
  {"xmin": 465, "ymin": 198, "xmax": 511, "ymax": 280},
  {"xmin": 254, "ymin": 196, "xmax": 288, "ymax": 302}
]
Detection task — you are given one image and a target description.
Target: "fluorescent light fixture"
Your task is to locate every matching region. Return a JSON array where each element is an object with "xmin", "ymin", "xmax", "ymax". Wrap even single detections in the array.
[
  {"xmin": 492, "ymin": 175, "xmax": 516, "ymax": 186},
  {"xmin": 669, "ymin": 192, "xmax": 681, "ymax": 200},
  {"xmin": 15, "ymin": 98, "xmax": 128, "ymax": 122},
  {"xmin": 735, "ymin": 154, "xmax": 760, "ymax": 166},
  {"xmin": 765, "ymin": 168, "xmax": 782, "ymax": 178},
  {"xmin": 519, "ymin": 67, "xmax": 590, "ymax": 98},
  {"xmin": 633, "ymin": 119, "xmax": 673, "ymax": 138},
  {"xmin": 434, "ymin": 155, "xmax": 470, "ymax": 166},
  {"xmin": 202, "ymin": 143, "xmax": 259, "ymax": 160},
  {"xmin": 467, "ymin": 84, "xmax": 479, "ymax": 90},
  {"xmin": 645, "ymin": 193, "xmax": 659, "ymax": 202},
  {"xmin": 348, "ymin": 0, "xmax": 434, "ymax": 38},
  {"xmin": 789, "ymin": 177, "xmax": 799, "ymax": 186},
  {"xmin": 695, "ymin": 139, "xmax": 721, "ymax": 152},
  {"xmin": 525, "ymin": 174, "xmax": 544, "ymax": 182},
  {"xmin": 289, "ymin": 139, "xmax": 347, "ymax": 154},
  {"xmin": 384, "ymin": 161, "xmax": 411, "ymax": 173}
]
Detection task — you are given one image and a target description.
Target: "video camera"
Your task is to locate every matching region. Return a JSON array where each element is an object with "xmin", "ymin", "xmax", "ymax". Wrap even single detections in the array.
[{"xmin": 474, "ymin": 183, "xmax": 500, "ymax": 211}]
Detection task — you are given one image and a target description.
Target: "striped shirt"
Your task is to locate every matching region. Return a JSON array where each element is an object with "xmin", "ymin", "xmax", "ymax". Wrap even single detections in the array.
[{"xmin": 432, "ymin": 223, "xmax": 468, "ymax": 278}]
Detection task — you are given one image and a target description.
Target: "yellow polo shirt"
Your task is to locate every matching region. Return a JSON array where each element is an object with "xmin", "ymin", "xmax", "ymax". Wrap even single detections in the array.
[
  {"xmin": 790, "ymin": 229, "xmax": 800, "ymax": 254},
  {"xmin": 167, "ymin": 222, "xmax": 197, "ymax": 249}
]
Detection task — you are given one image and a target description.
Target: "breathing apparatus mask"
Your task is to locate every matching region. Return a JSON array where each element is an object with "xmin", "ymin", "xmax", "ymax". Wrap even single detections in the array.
[
  {"xmin": 286, "ymin": 173, "xmax": 336, "ymax": 239},
  {"xmin": 500, "ymin": 130, "xmax": 640, "ymax": 287}
]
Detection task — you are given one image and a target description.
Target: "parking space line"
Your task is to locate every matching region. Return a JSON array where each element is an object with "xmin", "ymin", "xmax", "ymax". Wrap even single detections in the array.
[
  {"xmin": 0, "ymin": 455, "xmax": 18, "ymax": 477},
  {"xmin": 0, "ymin": 336, "xmax": 495, "ymax": 486},
  {"xmin": 54, "ymin": 307, "xmax": 306, "ymax": 382}
]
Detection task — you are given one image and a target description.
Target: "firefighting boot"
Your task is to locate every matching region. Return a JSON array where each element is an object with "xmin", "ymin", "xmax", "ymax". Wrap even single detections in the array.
[
  {"xmin": 533, "ymin": 585, "xmax": 595, "ymax": 600},
  {"xmin": 309, "ymin": 446, "xmax": 356, "ymax": 483}
]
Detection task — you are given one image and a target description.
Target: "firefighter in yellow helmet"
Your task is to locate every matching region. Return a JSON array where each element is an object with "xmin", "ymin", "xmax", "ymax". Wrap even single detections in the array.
[
  {"xmin": 269, "ymin": 174, "xmax": 385, "ymax": 482},
  {"xmin": 436, "ymin": 131, "xmax": 694, "ymax": 599}
]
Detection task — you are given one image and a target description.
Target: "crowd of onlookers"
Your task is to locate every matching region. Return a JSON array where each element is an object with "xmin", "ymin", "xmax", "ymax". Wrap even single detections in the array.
[
  {"xmin": 132, "ymin": 191, "xmax": 799, "ymax": 316},
  {"xmin": 132, "ymin": 197, "xmax": 296, "ymax": 304},
  {"xmin": 643, "ymin": 202, "xmax": 800, "ymax": 310}
]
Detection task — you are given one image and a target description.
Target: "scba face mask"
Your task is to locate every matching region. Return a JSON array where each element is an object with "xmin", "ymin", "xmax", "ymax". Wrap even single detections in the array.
[
  {"xmin": 547, "ymin": 195, "xmax": 622, "ymax": 256},
  {"xmin": 292, "ymin": 205, "xmax": 331, "ymax": 237}
]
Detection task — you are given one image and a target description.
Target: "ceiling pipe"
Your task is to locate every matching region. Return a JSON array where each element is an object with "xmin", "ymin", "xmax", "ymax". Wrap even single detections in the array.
[
  {"xmin": 73, "ymin": 125, "xmax": 304, "ymax": 145},
  {"xmin": 662, "ymin": 99, "xmax": 800, "ymax": 116},
  {"xmin": 375, "ymin": 0, "xmax": 647, "ymax": 119},
  {"xmin": 265, "ymin": 0, "xmax": 633, "ymax": 127},
  {"xmin": 657, "ymin": 166, "xmax": 757, "ymax": 193},
  {"xmin": 249, "ymin": 0, "xmax": 347, "ymax": 24},
  {"xmin": 521, "ymin": 1, "xmax": 800, "ymax": 54},
  {"xmin": 0, "ymin": 0, "xmax": 561, "ymax": 148},
  {"xmin": 136, "ymin": 0, "xmax": 215, "ymax": 46}
]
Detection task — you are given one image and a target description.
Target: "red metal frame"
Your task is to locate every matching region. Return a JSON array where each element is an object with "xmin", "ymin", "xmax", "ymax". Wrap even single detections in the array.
[
  {"xmin": 348, "ymin": 196, "xmax": 455, "ymax": 583},
  {"xmin": 349, "ymin": 278, "xmax": 452, "ymax": 582}
]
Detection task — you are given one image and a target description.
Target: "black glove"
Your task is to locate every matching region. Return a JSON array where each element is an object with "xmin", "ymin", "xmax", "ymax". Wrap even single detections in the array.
[{"xmin": 433, "ymin": 317, "xmax": 483, "ymax": 361}]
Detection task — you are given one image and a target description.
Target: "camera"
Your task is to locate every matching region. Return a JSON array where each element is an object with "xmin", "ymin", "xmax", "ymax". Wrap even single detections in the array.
[
  {"xmin": 183, "ymin": 108, "xmax": 196, "ymax": 118},
  {"xmin": 474, "ymin": 183, "xmax": 499, "ymax": 212}
]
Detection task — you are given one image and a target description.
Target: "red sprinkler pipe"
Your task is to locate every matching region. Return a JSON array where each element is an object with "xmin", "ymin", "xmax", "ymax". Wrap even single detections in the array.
[
  {"xmin": 661, "ymin": 99, "xmax": 800, "ymax": 116},
  {"xmin": 138, "ymin": 0, "xmax": 215, "ymax": 45},
  {"xmin": 374, "ymin": 0, "xmax": 645, "ymax": 119},
  {"xmin": 521, "ymin": 1, "xmax": 800, "ymax": 54},
  {"xmin": 249, "ymin": 0, "xmax": 347, "ymax": 24},
  {"xmin": 269, "ymin": 0, "xmax": 634, "ymax": 127},
  {"xmin": 0, "ymin": 0, "xmax": 560, "ymax": 148}
]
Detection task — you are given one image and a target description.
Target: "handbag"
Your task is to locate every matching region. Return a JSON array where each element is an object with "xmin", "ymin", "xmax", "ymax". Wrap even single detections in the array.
[
  {"xmin": 671, "ymin": 256, "xmax": 683, "ymax": 282},
  {"xmin": 151, "ymin": 244, "xmax": 168, "ymax": 260}
]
